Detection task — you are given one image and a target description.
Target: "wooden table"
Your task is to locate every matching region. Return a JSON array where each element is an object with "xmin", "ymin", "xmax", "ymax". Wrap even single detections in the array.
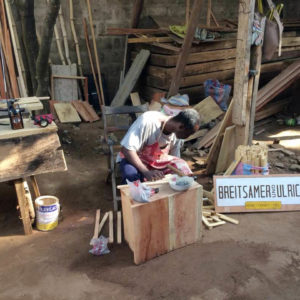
[
  {"xmin": 0, "ymin": 118, "xmax": 67, "ymax": 235},
  {"xmin": 119, "ymin": 181, "xmax": 203, "ymax": 264}
]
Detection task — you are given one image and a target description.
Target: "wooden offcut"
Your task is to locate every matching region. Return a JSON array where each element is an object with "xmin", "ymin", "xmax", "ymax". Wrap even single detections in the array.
[
  {"xmin": 119, "ymin": 182, "xmax": 202, "ymax": 264},
  {"xmin": 110, "ymin": 49, "xmax": 150, "ymax": 107},
  {"xmin": 54, "ymin": 102, "xmax": 81, "ymax": 123},
  {"xmin": 193, "ymin": 96, "xmax": 224, "ymax": 123}
]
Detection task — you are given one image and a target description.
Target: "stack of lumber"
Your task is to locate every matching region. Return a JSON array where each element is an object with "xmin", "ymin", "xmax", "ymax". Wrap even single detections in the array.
[
  {"xmin": 136, "ymin": 27, "xmax": 300, "ymax": 103},
  {"xmin": 202, "ymin": 208, "xmax": 239, "ymax": 229}
]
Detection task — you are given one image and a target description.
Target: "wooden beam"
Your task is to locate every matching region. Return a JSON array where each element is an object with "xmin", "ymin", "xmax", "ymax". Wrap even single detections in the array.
[
  {"xmin": 167, "ymin": 0, "xmax": 204, "ymax": 97},
  {"xmin": 232, "ymin": 0, "xmax": 255, "ymax": 127}
]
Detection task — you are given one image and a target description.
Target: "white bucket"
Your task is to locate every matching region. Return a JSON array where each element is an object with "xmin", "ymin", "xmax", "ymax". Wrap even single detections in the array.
[{"xmin": 35, "ymin": 196, "xmax": 60, "ymax": 231}]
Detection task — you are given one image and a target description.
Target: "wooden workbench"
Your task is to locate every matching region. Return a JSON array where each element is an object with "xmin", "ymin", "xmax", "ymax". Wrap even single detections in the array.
[
  {"xmin": 119, "ymin": 181, "xmax": 203, "ymax": 264},
  {"xmin": 0, "ymin": 118, "xmax": 67, "ymax": 235}
]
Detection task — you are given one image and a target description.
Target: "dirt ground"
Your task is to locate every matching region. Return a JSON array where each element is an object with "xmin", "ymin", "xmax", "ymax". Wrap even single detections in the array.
[{"xmin": 0, "ymin": 121, "xmax": 300, "ymax": 300}]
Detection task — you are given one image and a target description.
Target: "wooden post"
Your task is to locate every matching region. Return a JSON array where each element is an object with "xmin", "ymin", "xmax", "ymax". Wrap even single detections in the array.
[
  {"xmin": 168, "ymin": 0, "xmax": 203, "ymax": 98},
  {"xmin": 232, "ymin": 0, "xmax": 255, "ymax": 146},
  {"xmin": 14, "ymin": 179, "xmax": 32, "ymax": 235},
  {"xmin": 248, "ymin": 45, "xmax": 263, "ymax": 144}
]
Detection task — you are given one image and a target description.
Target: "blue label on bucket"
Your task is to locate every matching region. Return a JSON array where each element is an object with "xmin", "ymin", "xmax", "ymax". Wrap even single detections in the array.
[{"xmin": 39, "ymin": 205, "xmax": 58, "ymax": 213}]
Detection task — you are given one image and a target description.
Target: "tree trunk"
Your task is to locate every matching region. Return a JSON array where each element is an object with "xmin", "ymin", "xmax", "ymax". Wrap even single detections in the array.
[
  {"xmin": 36, "ymin": 0, "xmax": 60, "ymax": 97},
  {"xmin": 16, "ymin": 0, "xmax": 39, "ymax": 93}
]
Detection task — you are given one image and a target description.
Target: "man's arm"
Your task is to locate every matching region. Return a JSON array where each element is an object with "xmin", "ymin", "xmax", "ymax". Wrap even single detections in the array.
[{"xmin": 121, "ymin": 147, "xmax": 164, "ymax": 181}]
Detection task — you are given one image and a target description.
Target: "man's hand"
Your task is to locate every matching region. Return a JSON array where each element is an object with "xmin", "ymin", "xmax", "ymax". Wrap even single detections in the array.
[{"xmin": 143, "ymin": 170, "xmax": 164, "ymax": 181}]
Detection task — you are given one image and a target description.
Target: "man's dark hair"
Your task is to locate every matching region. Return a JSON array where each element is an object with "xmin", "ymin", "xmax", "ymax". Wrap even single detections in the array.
[{"xmin": 172, "ymin": 109, "xmax": 200, "ymax": 130}]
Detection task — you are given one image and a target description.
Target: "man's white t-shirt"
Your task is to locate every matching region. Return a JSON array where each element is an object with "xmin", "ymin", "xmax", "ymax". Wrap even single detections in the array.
[{"xmin": 118, "ymin": 111, "xmax": 183, "ymax": 161}]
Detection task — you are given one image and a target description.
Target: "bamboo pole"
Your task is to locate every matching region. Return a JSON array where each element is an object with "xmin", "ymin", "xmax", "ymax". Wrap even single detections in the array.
[
  {"xmin": 83, "ymin": 18, "xmax": 101, "ymax": 108},
  {"xmin": 185, "ymin": 0, "xmax": 190, "ymax": 26},
  {"xmin": 86, "ymin": 0, "xmax": 105, "ymax": 106},
  {"xmin": 69, "ymin": 0, "xmax": 83, "ymax": 81},
  {"xmin": 4, "ymin": 0, "xmax": 27, "ymax": 97},
  {"xmin": 54, "ymin": 24, "xmax": 66, "ymax": 64},
  {"xmin": 58, "ymin": 7, "xmax": 71, "ymax": 65},
  {"xmin": 46, "ymin": 0, "xmax": 66, "ymax": 65}
]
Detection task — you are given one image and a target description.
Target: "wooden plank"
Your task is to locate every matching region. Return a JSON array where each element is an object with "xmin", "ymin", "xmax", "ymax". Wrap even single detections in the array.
[
  {"xmin": 172, "ymin": 187, "xmax": 202, "ymax": 249},
  {"xmin": 255, "ymin": 98, "xmax": 292, "ymax": 121},
  {"xmin": 128, "ymin": 36, "xmax": 173, "ymax": 44},
  {"xmin": 14, "ymin": 179, "xmax": 32, "ymax": 235},
  {"xmin": 206, "ymin": 100, "xmax": 233, "ymax": 174},
  {"xmin": 98, "ymin": 212, "xmax": 109, "ymax": 236},
  {"xmin": 193, "ymin": 122, "xmax": 222, "ymax": 149},
  {"xmin": 256, "ymin": 60, "xmax": 300, "ymax": 110},
  {"xmin": 132, "ymin": 197, "xmax": 169, "ymax": 264},
  {"xmin": 0, "ymin": 118, "xmax": 57, "ymax": 140},
  {"xmin": 108, "ymin": 211, "xmax": 114, "ymax": 243},
  {"xmin": 117, "ymin": 211, "xmax": 122, "ymax": 244},
  {"xmin": 51, "ymin": 64, "xmax": 78, "ymax": 101},
  {"xmin": 193, "ymin": 96, "xmax": 224, "ymax": 123},
  {"xmin": 146, "ymin": 58, "xmax": 236, "ymax": 78},
  {"xmin": 146, "ymin": 69, "xmax": 235, "ymax": 90},
  {"xmin": 1, "ymin": 149, "xmax": 66, "ymax": 184},
  {"xmin": 107, "ymin": 28, "xmax": 167, "ymax": 35},
  {"xmin": 232, "ymin": 0, "xmax": 255, "ymax": 126},
  {"xmin": 215, "ymin": 125, "xmax": 236, "ymax": 173},
  {"xmin": 71, "ymin": 100, "xmax": 92, "ymax": 122},
  {"xmin": 223, "ymin": 157, "xmax": 241, "ymax": 175},
  {"xmin": 130, "ymin": 92, "xmax": 142, "ymax": 106},
  {"xmin": 282, "ymin": 36, "xmax": 300, "ymax": 47},
  {"xmin": 185, "ymin": 129, "xmax": 207, "ymax": 142},
  {"xmin": 111, "ymin": 49, "xmax": 150, "ymax": 107},
  {"xmin": 91, "ymin": 209, "xmax": 100, "ymax": 243},
  {"xmin": 0, "ymin": 97, "xmax": 43, "ymax": 111},
  {"xmin": 134, "ymin": 48, "xmax": 236, "ymax": 67},
  {"xmin": 54, "ymin": 102, "xmax": 81, "ymax": 123},
  {"xmin": 81, "ymin": 101, "xmax": 100, "ymax": 121}
]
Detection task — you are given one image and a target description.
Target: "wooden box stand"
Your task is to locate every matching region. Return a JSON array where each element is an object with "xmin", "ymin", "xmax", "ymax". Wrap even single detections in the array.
[{"xmin": 119, "ymin": 182, "xmax": 203, "ymax": 264}]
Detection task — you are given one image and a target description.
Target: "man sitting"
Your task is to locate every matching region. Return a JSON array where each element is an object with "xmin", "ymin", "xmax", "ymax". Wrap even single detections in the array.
[{"xmin": 118, "ymin": 109, "xmax": 200, "ymax": 183}]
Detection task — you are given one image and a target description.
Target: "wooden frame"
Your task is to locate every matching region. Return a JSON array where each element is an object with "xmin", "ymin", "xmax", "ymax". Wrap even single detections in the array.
[
  {"xmin": 214, "ymin": 174, "xmax": 300, "ymax": 213},
  {"xmin": 51, "ymin": 75, "xmax": 88, "ymax": 102}
]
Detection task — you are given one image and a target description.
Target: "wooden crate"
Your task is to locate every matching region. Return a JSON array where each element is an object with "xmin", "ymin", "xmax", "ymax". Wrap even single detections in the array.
[{"xmin": 119, "ymin": 182, "xmax": 203, "ymax": 264}]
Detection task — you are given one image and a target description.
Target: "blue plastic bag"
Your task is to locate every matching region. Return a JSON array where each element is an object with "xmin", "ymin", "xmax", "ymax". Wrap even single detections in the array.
[{"xmin": 204, "ymin": 80, "xmax": 231, "ymax": 111}]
